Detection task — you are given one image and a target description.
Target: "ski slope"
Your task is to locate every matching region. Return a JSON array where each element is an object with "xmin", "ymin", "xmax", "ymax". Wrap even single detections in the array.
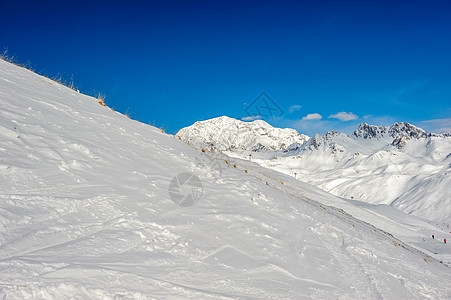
[{"xmin": 0, "ymin": 59, "xmax": 450, "ymax": 299}]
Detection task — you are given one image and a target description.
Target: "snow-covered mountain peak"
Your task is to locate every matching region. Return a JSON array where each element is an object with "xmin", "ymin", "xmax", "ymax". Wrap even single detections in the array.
[
  {"xmin": 352, "ymin": 122, "xmax": 388, "ymax": 139},
  {"xmin": 300, "ymin": 131, "xmax": 350, "ymax": 156},
  {"xmin": 353, "ymin": 121, "xmax": 429, "ymax": 141},
  {"xmin": 176, "ymin": 116, "xmax": 309, "ymax": 151},
  {"xmin": 307, "ymin": 133, "xmax": 325, "ymax": 150},
  {"xmin": 326, "ymin": 130, "xmax": 340, "ymax": 137},
  {"xmin": 388, "ymin": 121, "xmax": 428, "ymax": 139}
]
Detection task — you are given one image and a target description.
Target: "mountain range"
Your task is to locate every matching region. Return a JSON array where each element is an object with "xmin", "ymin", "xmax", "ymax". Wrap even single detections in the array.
[{"xmin": 177, "ymin": 116, "xmax": 451, "ymax": 224}]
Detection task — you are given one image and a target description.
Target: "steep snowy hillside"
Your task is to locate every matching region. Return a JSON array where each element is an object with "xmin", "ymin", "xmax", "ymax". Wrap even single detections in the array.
[
  {"xmin": 176, "ymin": 116, "xmax": 309, "ymax": 151},
  {"xmin": 0, "ymin": 59, "xmax": 450, "ymax": 299},
  {"xmin": 180, "ymin": 117, "xmax": 451, "ymax": 224}
]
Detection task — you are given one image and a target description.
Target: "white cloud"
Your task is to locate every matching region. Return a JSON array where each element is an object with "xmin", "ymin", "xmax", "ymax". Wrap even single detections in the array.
[
  {"xmin": 241, "ymin": 115, "xmax": 262, "ymax": 121},
  {"xmin": 288, "ymin": 105, "xmax": 302, "ymax": 113},
  {"xmin": 328, "ymin": 112, "xmax": 358, "ymax": 121},
  {"xmin": 302, "ymin": 113, "xmax": 322, "ymax": 121}
]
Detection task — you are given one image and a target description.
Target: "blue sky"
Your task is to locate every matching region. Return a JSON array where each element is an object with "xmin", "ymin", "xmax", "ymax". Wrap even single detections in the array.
[{"xmin": 1, "ymin": 0, "xmax": 450, "ymax": 135}]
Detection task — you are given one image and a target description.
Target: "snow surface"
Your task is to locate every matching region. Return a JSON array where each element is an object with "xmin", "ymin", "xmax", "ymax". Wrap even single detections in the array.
[{"xmin": 0, "ymin": 59, "xmax": 450, "ymax": 299}]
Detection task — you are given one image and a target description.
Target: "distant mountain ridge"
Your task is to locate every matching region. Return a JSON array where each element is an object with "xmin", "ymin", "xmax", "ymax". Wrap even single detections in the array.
[{"xmin": 179, "ymin": 117, "xmax": 448, "ymax": 153}]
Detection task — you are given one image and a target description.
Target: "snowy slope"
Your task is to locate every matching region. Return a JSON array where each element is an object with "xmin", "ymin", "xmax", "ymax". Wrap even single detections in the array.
[
  {"xmin": 0, "ymin": 59, "xmax": 450, "ymax": 299},
  {"xmin": 181, "ymin": 117, "xmax": 451, "ymax": 224}
]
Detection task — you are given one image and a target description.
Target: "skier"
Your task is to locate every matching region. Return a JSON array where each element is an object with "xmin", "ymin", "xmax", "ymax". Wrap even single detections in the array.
[
  {"xmin": 432, "ymin": 234, "xmax": 434, "ymax": 239},
  {"xmin": 445, "ymin": 239, "xmax": 447, "ymax": 244}
]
